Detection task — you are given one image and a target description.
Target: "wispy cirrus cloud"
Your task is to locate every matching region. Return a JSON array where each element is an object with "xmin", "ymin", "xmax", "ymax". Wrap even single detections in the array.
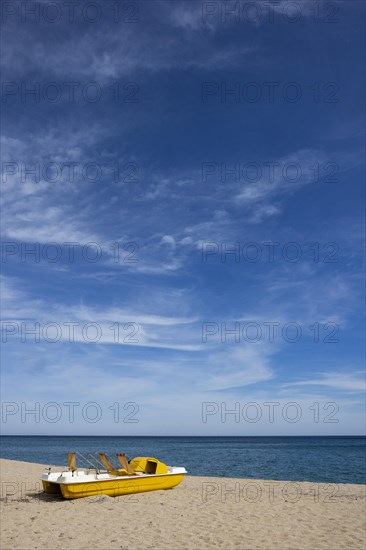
[
  {"xmin": 1, "ymin": 3, "xmax": 259, "ymax": 81},
  {"xmin": 283, "ymin": 372, "xmax": 366, "ymax": 392},
  {"xmin": 1, "ymin": 0, "xmax": 364, "ymax": 435}
]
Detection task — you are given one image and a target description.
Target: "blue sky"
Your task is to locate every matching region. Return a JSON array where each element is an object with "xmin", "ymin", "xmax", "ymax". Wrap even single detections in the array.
[{"xmin": 1, "ymin": 0, "xmax": 365, "ymax": 435}]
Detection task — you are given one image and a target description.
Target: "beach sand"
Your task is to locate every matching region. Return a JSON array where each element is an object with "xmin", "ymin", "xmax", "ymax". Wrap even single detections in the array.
[{"xmin": 1, "ymin": 458, "xmax": 365, "ymax": 550}]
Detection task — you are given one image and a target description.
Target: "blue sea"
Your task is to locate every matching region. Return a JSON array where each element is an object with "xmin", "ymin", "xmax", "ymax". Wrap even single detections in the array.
[{"xmin": 1, "ymin": 436, "xmax": 365, "ymax": 484}]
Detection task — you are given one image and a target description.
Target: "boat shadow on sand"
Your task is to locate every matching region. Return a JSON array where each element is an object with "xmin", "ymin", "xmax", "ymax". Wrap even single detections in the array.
[
  {"xmin": 1, "ymin": 491, "xmax": 116, "ymax": 504},
  {"xmin": 1, "ymin": 491, "xmax": 65, "ymax": 504}
]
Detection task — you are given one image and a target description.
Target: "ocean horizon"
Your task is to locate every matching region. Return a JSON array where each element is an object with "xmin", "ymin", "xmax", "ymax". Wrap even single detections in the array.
[{"xmin": 1, "ymin": 435, "xmax": 365, "ymax": 485}]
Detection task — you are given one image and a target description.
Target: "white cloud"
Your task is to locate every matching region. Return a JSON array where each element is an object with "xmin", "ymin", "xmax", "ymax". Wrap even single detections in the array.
[
  {"xmin": 284, "ymin": 372, "xmax": 366, "ymax": 392},
  {"xmin": 160, "ymin": 235, "xmax": 176, "ymax": 247}
]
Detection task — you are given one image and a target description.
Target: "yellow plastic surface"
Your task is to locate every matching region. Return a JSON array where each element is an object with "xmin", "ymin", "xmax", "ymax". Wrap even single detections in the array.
[
  {"xmin": 42, "ymin": 472, "xmax": 184, "ymax": 499},
  {"xmin": 129, "ymin": 457, "xmax": 169, "ymax": 475}
]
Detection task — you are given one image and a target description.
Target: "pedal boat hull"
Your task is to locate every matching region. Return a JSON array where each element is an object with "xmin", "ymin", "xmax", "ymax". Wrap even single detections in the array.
[{"xmin": 42, "ymin": 468, "xmax": 186, "ymax": 499}]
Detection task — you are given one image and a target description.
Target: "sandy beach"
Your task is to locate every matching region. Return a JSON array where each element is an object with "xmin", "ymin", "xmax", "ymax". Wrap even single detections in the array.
[{"xmin": 1, "ymin": 458, "xmax": 365, "ymax": 550}]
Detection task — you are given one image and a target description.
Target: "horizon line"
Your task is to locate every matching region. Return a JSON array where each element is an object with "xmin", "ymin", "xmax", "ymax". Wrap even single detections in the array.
[{"xmin": 1, "ymin": 434, "xmax": 365, "ymax": 438}]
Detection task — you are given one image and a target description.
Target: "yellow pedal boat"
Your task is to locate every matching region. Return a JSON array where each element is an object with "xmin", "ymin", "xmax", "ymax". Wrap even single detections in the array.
[{"xmin": 41, "ymin": 452, "xmax": 187, "ymax": 499}]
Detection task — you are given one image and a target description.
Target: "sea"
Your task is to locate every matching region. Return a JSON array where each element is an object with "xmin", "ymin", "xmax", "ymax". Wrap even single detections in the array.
[{"xmin": 0, "ymin": 436, "xmax": 365, "ymax": 484}]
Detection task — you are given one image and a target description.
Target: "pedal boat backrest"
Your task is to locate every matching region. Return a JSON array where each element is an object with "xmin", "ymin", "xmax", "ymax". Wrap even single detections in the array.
[
  {"xmin": 98, "ymin": 453, "xmax": 128, "ymax": 476},
  {"xmin": 68, "ymin": 452, "xmax": 77, "ymax": 472},
  {"xmin": 116, "ymin": 453, "xmax": 136, "ymax": 475}
]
